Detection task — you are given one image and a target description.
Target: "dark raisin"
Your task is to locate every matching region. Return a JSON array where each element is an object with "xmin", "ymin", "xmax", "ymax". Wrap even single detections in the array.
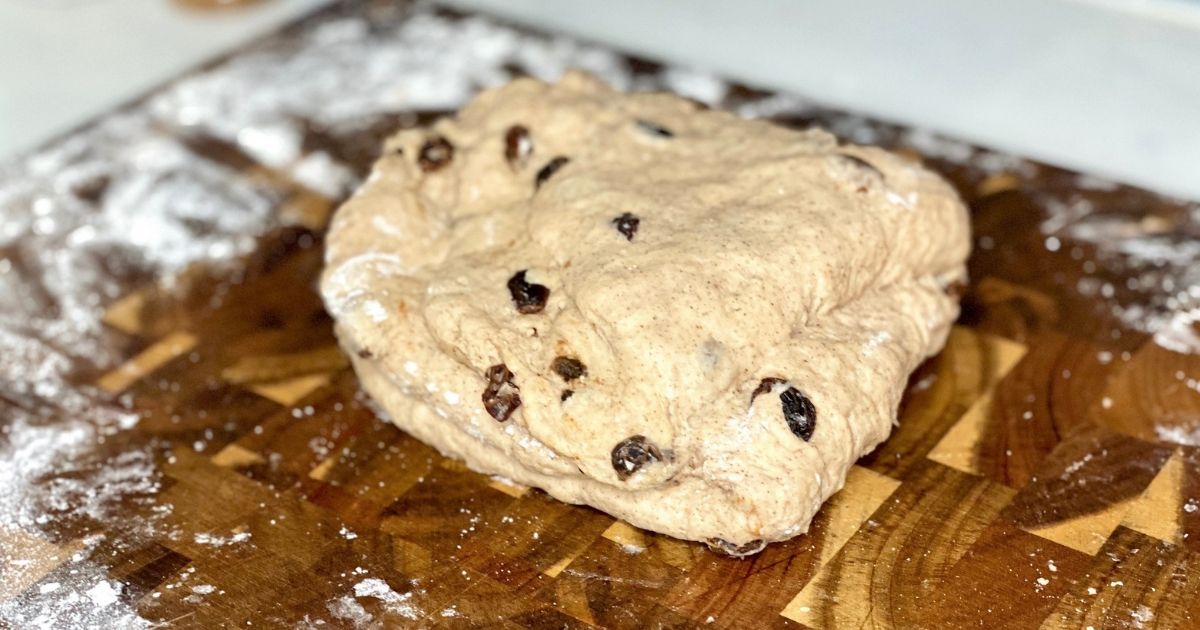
[
  {"xmin": 636, "ymin": 119, "xmax": 674, "ymax": 138},
  {"xmin": 780, "ymin": 387, "xmax": 817, "ymax": 441},
  {"xmin": 626, "ymin": 58, "xmax": 665, "ymax": 77},
  {"xmin": 418, "ymin": 136, "xmax": 454, "ymax": 172},
  {"xmin": 611, "ymin": 435, "xmax": 664, "ymax": 480},
  {"xmin": 501, "ymin": 62, "xmax": 527, "ymax": 77},
  {"xmin": 560, "ymin": 389, "xmax": 574, "ymax": 402},
  {"xmin": 705, "ymin": 538, "xmax": 766, "ymax": 557},
  {"xmin": 534, "ymin": 156, "xmax": 570, "ymax": 189},
  {"xmin": 750, "ymin": 377, "xmax": 786, "ymax": 403},
  {"xmin": 507, "ymin": 270, "xmax": 550, "ymax": 314},
  {"xmin": 611, "ymin": 213, "xmax": 640, "ymax": 241},
  {"xmin": 71, "ymin": 174, "xmax": 111, "ymax": 203},
  {"xmin": 551, "ymin": 356, "xmax": 587, "ymax": 381},
  {"xmin": 505, "ymin": 125, "xmax": 532, "ymax": 168},
  {"xmin": 482, "ymin": 364, "xmax": 521, "ymax": 422}
]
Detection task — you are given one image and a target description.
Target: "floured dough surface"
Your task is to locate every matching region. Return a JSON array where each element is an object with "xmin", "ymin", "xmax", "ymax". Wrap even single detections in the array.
[{"xmin": 321, "ymin": 71, "xmax": 969, "ymax": 554}]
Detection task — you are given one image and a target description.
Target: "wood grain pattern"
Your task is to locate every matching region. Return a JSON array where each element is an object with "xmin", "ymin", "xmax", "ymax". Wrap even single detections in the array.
[
  {"xmin": 926, "ymin": 520, "xmax": 1091, "ymax": 628},
  {"xmin": 783, "ymin": 461, "xmax": 1017, "ymax": 629},
  {"xmin": 5, "ymin": 3, "xmax": 1200, "ymax": 628},
  {"xmin": 1042, "ymin": 527, "xmax": 1200, "ymax": 629},
  {"xmin": 1003, "ymin": 425, "xmax": 1173, "ymax": 555}
]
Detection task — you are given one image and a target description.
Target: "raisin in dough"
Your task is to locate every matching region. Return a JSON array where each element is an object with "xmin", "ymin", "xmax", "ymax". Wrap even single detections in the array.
[{"xmin": 321, "ymin": 71, "xmax": 969, "ymax": 555}]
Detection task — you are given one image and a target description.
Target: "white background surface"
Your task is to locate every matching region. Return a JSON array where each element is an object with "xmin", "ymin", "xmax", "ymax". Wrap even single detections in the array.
[
  {"xmin": 2, "ymin": 0, "xmax": 1198, "ymax": 200},
  {"xmin": 0, "ymin": 0, "xmax": 330, "ymax": 155},
  {"xmin": 440, "ymin": 0, "xmax": 1200, "ymax": 201}
]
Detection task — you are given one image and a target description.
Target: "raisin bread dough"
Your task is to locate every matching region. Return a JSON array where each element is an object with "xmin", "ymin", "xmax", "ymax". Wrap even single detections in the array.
[{"xmin": 321, "ymin": 72, "xmax": 970, "ymax": 554}]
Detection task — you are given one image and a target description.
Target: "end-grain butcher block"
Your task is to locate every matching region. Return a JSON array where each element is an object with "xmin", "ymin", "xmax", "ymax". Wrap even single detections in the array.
[{"xmin": 321, "ymin": 71, "xmax": 970, "ymax": 556}]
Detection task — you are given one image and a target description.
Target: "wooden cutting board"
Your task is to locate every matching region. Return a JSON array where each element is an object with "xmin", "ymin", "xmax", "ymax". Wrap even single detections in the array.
[{"xmin": 3, "ymin": 3, "xmax": 1199, "ymax": 628}]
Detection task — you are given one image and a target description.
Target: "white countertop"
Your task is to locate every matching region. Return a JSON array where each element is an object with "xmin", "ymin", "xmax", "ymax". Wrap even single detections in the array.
[
  {"xmin": 3, "ymin": 0, "xmax": 1199, "ymax": 200},
  {"xmin": 440, "ymin": 0, "xmax": 1200, "ymax": 201},
  {"xmin": 0, "ymin": 0, "xmax": 331, "ymax": 155}
]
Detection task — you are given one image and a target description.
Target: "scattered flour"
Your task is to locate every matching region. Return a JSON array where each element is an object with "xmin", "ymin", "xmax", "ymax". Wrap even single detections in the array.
[
  {"xmin": 0, "ymin": 7, "xmax": 651, "ymax": 626},
  {"xmin": 1036, "ymin": 188, "xmax": 1200, "ymax": 448},
  {"xmin": 1131, "ymin": 604, "xmax": 1154, "ymax": 628},
  {"xmin": 1153, "ymin": 308, "xmax": 1200, "ymax": 355},
  {"xmin": 1155, "ymin": 425, "xmax": 1200, "ymax": 447},
  {"xmin": 327, "ymin": 595, "xmax": 372, "ymax": 626},
  {"xmin": 0, "ymin": 107, "xmax": 259, "ymax": 629},
  {"xmin": 351, "ymin": 578, "xmax": 421, "ymax": 622},
  {"xmin": 193, "ymin": 531, "xmax": 252, "ymax": 546},
  {"xmin": 148, "ymin": 12, "xmax": 640, "ymax": 175},
  {"xmin": 0, "ymin": 565, "xmax": 146, "ymax": 630},
  {"xmin": 1041, "ymin": 194, "xmax": 1200, "ymax": 356},
  {"xmin": 862, "ymin": 330, "xmax": 892, "ymax": 357},
  {"xmin": 86, "ymin": 581, "xmax": 121, "ymax": 608}
]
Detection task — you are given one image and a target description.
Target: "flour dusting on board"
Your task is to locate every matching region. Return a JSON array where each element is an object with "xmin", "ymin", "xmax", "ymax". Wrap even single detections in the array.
[
  {"xmin": 1040, "ymin": 193, "xmax": 1200, "ymax": 356},
  {"xmin": 193, "ymin": 531, "xmax": 252, "ymax": 547},
  {"xmin": 1132, "ymin": 604, "xmax": 1155, "ymax": 629},
  {"xmin": 0, "ymin": 1, "xmax": 1194, "ymax": 627},
  {"xmin": 0, "ymin": 6, "xmax": 663, "ymax": 627},
  {"xmin": 149, "ymin": 11, "xmax": 638, "ymax": 173},
  {"xmin": 1034, "ymin": 187, "xmax": 1200, "ymax": 450},
  {"xmin": 326, "ymin": 579, "xmax": 424, "ymax": 628},
  {"xmin": 0, "ymin": 110, "xmax": 270, "ymax": 628}
]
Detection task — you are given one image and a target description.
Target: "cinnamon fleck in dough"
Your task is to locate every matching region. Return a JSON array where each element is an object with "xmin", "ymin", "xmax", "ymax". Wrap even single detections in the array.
[{"xmin": 321, "ymin": 71, "xmax": 969, "ymax": 555}]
